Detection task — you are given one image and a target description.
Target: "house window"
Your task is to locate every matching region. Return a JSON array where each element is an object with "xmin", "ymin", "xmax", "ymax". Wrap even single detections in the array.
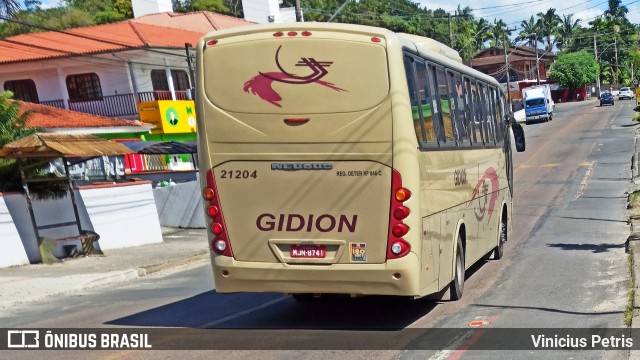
[
  {"xmin": 151, "ymin": 69, "xmax": 190, "ymax": 91},
  {"xmin": 4, "ymin": 79, "xmax": 39, "ymax": 103},
  {"xmin": 66, "ymin": 73, "xmax": 103, "ymax": 101}
]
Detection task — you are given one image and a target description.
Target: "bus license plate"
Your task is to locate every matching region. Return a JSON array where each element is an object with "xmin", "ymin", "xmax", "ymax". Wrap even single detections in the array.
[{"xmin": 290, "ymin": 245, "xmax": 326, "ymax": 258}]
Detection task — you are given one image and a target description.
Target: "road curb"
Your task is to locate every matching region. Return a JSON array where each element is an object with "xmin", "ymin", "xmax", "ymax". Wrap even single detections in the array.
[
  {"xmin": 630, "ymin": 125, "xmax": 640, "ymax": 343},
  {"xmin": 137, "ymin": 251, "xmax": 209, "ymax": 276}
]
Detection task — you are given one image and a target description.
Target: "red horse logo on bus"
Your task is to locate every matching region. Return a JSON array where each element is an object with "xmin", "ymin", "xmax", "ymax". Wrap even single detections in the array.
[
  {"xmin": 468, "ymin": 167, "xmax": 499, "ymax": 223},
  {"xmin": 243, "ymin": 46, "xmax": 346, "ymax": 107}
]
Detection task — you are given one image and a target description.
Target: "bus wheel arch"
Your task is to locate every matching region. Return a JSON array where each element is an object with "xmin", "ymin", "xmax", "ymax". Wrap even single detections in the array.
[{"xmin": 489, "ymin": 204, "xmax": 508, "ymax": 260}]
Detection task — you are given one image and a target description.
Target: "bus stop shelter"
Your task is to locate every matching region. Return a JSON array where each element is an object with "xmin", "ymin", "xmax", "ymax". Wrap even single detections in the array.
[{"xmin": 0, "ymin": 133, "xmax": 135, "ymax": 262}]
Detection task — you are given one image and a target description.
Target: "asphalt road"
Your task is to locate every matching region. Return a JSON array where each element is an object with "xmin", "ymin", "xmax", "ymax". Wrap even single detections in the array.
[{"xmin": 1, "ymin": 98, "xmax": 638, "ymax": 360}]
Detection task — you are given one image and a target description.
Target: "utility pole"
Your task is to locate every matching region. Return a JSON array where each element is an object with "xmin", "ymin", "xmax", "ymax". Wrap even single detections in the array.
[
  {"xmin": 504, "ymin": 38, "xmax": 512, "ymax": 110},
  {"xmin": 448, "ymin": 13, "xmax": 454, "ymax": 48},
  {"xmin": 184, "ymin": 43, "xmax": 195, "ymax": 88},
  {"xmin": 594, "ymin": 33, "xmax": 601, "ymax": 95},
  {"xmin": 503, "ymin": 28, "xmax": 517, "ymax": 110},
  {"xmin": 295, "ymin": 0, "xmax": 302, "ymax": 22},
  {"xmin": 614, "ymin": 33, "xmax": 619, "ymax": 86},
  {"xmin": 535, "ymin": 32, "xmax": 540, "ymax": 85}
]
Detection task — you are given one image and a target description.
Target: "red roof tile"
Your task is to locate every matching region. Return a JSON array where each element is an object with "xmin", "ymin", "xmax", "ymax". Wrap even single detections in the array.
[
  {"xmin": 19, "ymin": 101, "xmax": 152, "ymax": 130},
  {"xmin": 133, "ymin": 11, "xmax": 254, "ymax": 33},
  {"xmin": 0, "ymin": 20, "xmax": 204, "ymax": 64}
]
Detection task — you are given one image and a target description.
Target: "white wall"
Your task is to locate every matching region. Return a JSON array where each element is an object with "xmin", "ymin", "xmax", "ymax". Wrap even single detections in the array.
[
  {"xmin": 242, "ymin": 0, "xmax": 282, "ymax": 24},
  {"xmin": 0, "ymin": 194, "xmax": 30, "ymax": 268},
  {"xmin": 77, "ymin": 182, "xmax": 163, "ymax": 250},
  {"xmin": 2, "ymin": 182, "xmax": 163, "ymax": 266},
  {"xmin": 0, "ymin": 49, "xmax": 186, "ymax": 104},
  {"xmin": 153, "ymin": 180, "xmax": 205, "ymax": 228},
  {"xmin": 132, "ymin": 0, "xmax": 173, "ymax": 18}
]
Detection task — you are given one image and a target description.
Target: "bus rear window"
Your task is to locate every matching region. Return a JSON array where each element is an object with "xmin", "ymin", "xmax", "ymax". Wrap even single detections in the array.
[{"xmin": 202, "ymin": 39, "xmax": 389, "ymax": 114}]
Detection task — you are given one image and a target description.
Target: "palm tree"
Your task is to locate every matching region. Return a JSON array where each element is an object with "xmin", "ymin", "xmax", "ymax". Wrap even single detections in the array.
[
  {"xmin": 0, "ymin": 0, "xmax": 20, "ymax": 17},
  {"xmin": 516, "ymin": 16, "xmax": 539, "ymax": 48},
  {"xmin": 536, "ymin": 8, "xmax": 561, "ymax": 52},
  {"xmin": 489, "ymin": 19, "xmax": 511, "ymax": 48},
  {"xmin": 556, "ymin": 14, "xmax": 581, "ymax": 51},
  {"xmin": 604, "ymin": 0, "xmax": 628, "ymax": 25},
  {"xmin": 475, "ymin": 17, "xmax": 493, "ymax": 46}
]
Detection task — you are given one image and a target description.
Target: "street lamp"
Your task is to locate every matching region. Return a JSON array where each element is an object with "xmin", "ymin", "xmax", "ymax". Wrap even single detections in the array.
[{"xmin": 597, "ymin": 42, "xmax": 616, "ymax": 93}]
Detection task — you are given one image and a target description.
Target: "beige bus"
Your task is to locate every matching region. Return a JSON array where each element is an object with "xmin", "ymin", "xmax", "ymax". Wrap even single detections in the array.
[{"xmin": 196, "ymin": 23, "xmax": 525, "ymax": 300}]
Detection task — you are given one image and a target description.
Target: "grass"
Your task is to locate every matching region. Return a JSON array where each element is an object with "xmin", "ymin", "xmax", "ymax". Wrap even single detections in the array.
[{"xmin": 625, "ymin": 252, "xmax": 635, "ymax": 327}]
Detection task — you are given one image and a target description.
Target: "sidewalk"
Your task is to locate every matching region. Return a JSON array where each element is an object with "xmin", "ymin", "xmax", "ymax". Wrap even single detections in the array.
[
  {"xmin": 629, "ymin": 125, "xmax": 640, "ymax": 360},
  {"xmin": 0, "ymin": 227, "xmax": 209, "ymax": 309}
]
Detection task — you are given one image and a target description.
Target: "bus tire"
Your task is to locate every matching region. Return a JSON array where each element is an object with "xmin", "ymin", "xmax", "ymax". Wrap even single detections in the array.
[
  {"xmin": 490, "ymin": 213, "xmax": 507, "ymax": 260},
  {"xmin": 449, "ymin": 236, "xmax": 465, "ymax": 301},
  {"xmin": 292, "ymin": 294, "xmax": 316, "ymax": 301}
]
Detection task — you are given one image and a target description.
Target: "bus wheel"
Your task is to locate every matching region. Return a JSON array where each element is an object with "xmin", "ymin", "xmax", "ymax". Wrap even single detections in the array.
[
  {"xmin": 490, "ymin": 215, "xmax": 507, "ymax": 260},
  {"xmin": 449, "ymin": 236, "xmax": 465, "ymax": 301},
  {"xmin": 292, "ymin": 294, "xmax": 316, "ymax": 301}
]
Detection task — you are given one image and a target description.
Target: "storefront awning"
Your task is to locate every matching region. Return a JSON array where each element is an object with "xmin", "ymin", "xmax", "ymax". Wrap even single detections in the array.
[{"xmin": 120, "ymin": 141, "xmax": 197, "ymax": 154}]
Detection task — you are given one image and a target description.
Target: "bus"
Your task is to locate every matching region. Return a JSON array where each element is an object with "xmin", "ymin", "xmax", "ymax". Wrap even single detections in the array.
[{"xmin": 196, "ymin": 23, "xmax": 525, "ymax": 301}]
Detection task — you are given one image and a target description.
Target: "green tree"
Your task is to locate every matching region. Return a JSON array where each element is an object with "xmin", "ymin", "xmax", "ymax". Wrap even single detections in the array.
[
  {"xmin": 113, "ymin": 0, "xmax": 132, "ymax": 18},
  {"xmin": 536, "ymin": 8, "xmax": 560, "ymax": 52},
  {"xmin": 516, "ymin": 16, "xmax": 539, "ymax": 48},
  {"xmin": 489, "ymin": 19, "xmax": 511, "ymax": 48},
  {"xmin": 23, "ymin": 0, "xmax": 41, "ymax": 12},
  {"xmin": 0, "ymin": 92, "xmax": 67, "ymax": 199},
  {"xmin": 556, "ymin": 14, "xmax": 580, "ymax": 51},
  {"xmin": 547, "ymin": 51, "xmax": 599, "ymax": 90},
  {"xmin": 0, "ymin": 92, "xmax": 34, "ymax": 148},
  {"xmin": 192, "ymin": 0, "xmax": 229, "ymax": 12},
  {"xmin": 0, "ymin": 0, "xmax": 20, "ymax": 17}
]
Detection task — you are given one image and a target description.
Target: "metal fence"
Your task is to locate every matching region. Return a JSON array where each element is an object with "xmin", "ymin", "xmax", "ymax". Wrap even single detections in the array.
[{"xmin": 37, "ymin": 91, "xmax": 189, "ymax": 117}]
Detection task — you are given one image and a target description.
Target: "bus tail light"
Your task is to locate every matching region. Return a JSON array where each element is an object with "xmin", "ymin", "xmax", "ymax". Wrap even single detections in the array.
[
  {"xmin": 205, "ymin": 169, "xmax": 232, "ymax": 257},
  {"xmin": 393, "ymin": 205, "xmax": 410, "ymax": 220},
  {"xmin": 387, "ymin": 169, "xmax": 411, "ymax": 260}
]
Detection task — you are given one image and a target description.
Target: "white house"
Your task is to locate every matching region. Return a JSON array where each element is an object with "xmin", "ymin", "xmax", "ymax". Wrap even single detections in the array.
[{"xmin": 0, "ymin": 6, "xmax": 252, "ymax": 120}]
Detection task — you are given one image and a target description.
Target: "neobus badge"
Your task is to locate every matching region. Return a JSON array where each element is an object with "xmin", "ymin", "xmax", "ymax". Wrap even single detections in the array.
[{"xmin": 271, "ymin": 163, "xmax": 333, "ymax": 171}]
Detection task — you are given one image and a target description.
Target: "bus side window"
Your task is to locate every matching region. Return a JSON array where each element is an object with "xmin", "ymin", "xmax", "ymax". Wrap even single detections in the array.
[
  {"xmin": 450, "ymin": 71, "xmax": 467, "ymax": 145},
  {"xmin": 478, "ymin": 84, "xmax": 492, "ymax": 144},
  {"xmin": 404, "ymin": 56, "xmax": 427, "ymax": 145},
  {"xmin": 493, "ymin": 88, "xmax": 504, "ymax": 142},
  {"xmin": 486, "ymin": 86, "xmax": 497, "ymax": 145},
  {"xmin": 463, "ymin": 77, "xmax": 477, "ymax": 145},
  {"xmin": 433, "ymin": 66, "xmax": 453, "ymax": 143},
  {"xmin": 416, "ymin": 61, "xmax": 437, "ymax": 142},
  {"xmin": 470, "ymin": 80, "xmax": 485, "ymax": 145}
]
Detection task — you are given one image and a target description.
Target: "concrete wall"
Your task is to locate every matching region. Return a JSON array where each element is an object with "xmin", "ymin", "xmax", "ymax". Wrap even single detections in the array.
[
  {"xmin": 77, "ymin": 182, "xmax": 163, "ymax": 249},
  {"xmin": 2, "ymin": 181, "xmax": 163, "ymax": 266},
  {"xmin": 0, "ymin": 194, "xmax": 30, "ymax": 268},
  {"xmin": 153, "ymin": 180, "xmax": 205, "ymax": 228}
]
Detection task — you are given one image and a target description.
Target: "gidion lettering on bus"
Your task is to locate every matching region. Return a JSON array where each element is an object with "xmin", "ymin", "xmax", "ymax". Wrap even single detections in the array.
[{"xmin": 256, "ymin": 213, "xmax": 358, "ymax": 233}]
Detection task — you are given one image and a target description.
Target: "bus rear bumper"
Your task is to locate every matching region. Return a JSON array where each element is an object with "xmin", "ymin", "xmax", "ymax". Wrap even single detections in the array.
[{"xmin": 211, "ymin": 252, "xmax": 423, "ymax": 297}]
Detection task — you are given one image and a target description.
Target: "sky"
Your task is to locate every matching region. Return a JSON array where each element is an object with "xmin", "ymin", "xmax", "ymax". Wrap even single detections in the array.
[
  {"xmin": 33, "ymin": 0, "xmax": 640, "ymax": 32},
  {"xmin": 419, "ymin": 0, "xmax": 640, "ymax": 31}
]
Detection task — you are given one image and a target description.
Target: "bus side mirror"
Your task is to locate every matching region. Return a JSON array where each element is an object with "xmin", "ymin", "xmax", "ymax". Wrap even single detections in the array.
[{"xmin": 511, "ymin": 120, "xmax": 525, "ymax": 152}]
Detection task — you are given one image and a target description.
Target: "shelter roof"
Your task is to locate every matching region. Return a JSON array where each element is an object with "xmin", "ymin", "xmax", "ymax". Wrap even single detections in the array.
[
  {"xmin": 132, "ymin": 11, "xmax": 253, "ymax": 34},
  {"xmin": 0, "ymin": 133, "xmax": 135, "ymax": 158},
  {"xmin": 19, "ymin": 101, "xmax": 153, "ymax": 132}
]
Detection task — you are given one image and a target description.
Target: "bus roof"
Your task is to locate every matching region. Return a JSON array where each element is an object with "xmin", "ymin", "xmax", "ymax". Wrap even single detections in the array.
[{"xmin": 198, "ymin": 22, "xmax": 501, "ymax": 89}]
